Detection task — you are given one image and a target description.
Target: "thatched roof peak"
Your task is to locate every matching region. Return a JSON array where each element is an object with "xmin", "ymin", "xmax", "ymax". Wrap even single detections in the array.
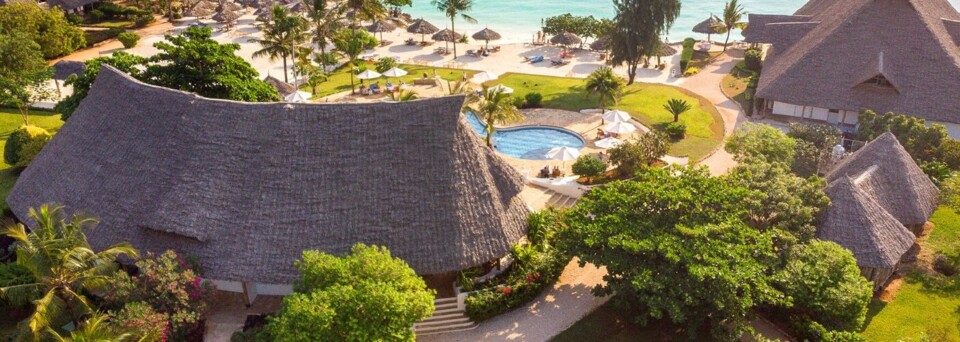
[{"xmin": 7, "ymin": 66, "xmax": 529, "ymax": 284}]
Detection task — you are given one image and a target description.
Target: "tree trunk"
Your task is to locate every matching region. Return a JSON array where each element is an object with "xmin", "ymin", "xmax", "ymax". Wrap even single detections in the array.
[
  {"xmin": 282, "ymin": 55, "xmax": 289, "ymax": 83},
  {"xmin": 723, "ymin": 28, "xmax": 731, "ymax": 52},
  {"xmin": 674, "ymin": 113, "xmax": 679, "ymax": 122},
  {"xmin": 451, "ymin": 17, "xmax": 457, "ymax": 59},
  {"xmin": 349, "ymin": 63, "xmax": 356, "ymax": 94},
  {"xmin": 626, "ymin": 62, "xmax": 638, "ymax": 84}
]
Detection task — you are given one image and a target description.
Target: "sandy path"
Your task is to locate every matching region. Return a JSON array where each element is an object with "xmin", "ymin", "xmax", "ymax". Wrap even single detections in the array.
[{"xmin": 681, "ymin": 51, "xmax": 746, "ymax": 175}]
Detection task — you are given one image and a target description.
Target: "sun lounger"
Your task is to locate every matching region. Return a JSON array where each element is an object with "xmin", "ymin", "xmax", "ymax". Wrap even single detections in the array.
[{"xmin": 529, "ymin": 56, "xmax": 545, "ymax": 63}]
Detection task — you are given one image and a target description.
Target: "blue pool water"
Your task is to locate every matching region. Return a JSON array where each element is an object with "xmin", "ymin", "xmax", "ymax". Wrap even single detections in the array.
[
  {"xmin": 407, "ymin": 0, "xmax": 960, "ymax": 43},
  {"xmin": 465, "ymin": 112, "xmax": 584, "ymax": 160}
]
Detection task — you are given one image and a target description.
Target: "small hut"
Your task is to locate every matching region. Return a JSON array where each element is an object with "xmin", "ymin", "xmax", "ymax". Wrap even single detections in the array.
[
  {"xmin": 693, "ymin": 16, "xmax": 723, "ymax": 42},
  {"xmin": 407, "ymin": 18, "xmax": 439, "ymax": 43}
]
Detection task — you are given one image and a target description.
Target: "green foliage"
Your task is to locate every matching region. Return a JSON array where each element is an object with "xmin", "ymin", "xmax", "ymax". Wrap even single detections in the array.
[
  {"xmin": 776, "ymin": 240, "xmax": 872, "ymax": 332},
  {"xmin": 663, "ymin": 98, "xmax": 691, "ymax": 122},
  {"xmin": 253, "ymin": 5, "xmax": 310, "ymax": 83},
  {"xmin": 56, "ymin": 51, "xmax": 147, "ymax": 120},
  {"xmin": 542, "ymin": 13, "xmax": 605, "ymax": 43},
  {"xmin": 938, "ymin": 138, "xmax": 960, "ymax": 170},
  {"xmin": 263, "ymin": 244, "xmax": 434, "ymax": 342},
  {"xmin": 103, "ymin": 250, "xmax": 214, "ymax": 340},
  {"xmin": 0, "ymin": 3, "xmax": 86, "ymax": 58},
  {"xmin": 725, "ymin": 123, "xmax": 796, "ymax": 164},
  {"xmin": 431, "ymin": 0, "xmax": 477, "ymax": 57},
  {"xmin": 111, "ymin": 301, "xmax": 169, "ymax": 341},
  {"xmin": 609, "ymin": 0, "xmax": 680, "ymax": 83},
  {"xmin": 608, "ymin": 131, "xmax": 669, "ymax": 176},
  {"xmin": 790, "ymin": 316, "xmax": 866, "ymax": 342},
  {"xmin": 332, "ymin": 28, "xmax": 379, "ymax": 63},
  {"xmin": 374, "ymin": 56, "xmax": 397, "ymax": 73},
  {"xmin": 0, "ymin": 32, "xmax": 54, "ymax": 119},
  {"xmin": 683, "ymin": 67, "xmax": 700, "ymax": 77},
  {"xmin": 524, "ymin": 92, "xmax": 543, "ymax": 108},
  {"xmin": 144, "ymin": 26, "xmax": 280, "ymax": 102},
  {"xmin": 941, "ymin": 174, "xmax": 960, "ymax": 213},
  {"xmin": 117, "ymin": 31, "xmax": 140, "ymax": 48},
  {"xmin": 89, "ymin": 9, "xmax": 106, "ymax": 22},
  {"xmin": 921, "ymin": 160, "xmax": 953, "ymax": 186},
  {"xmin": 3, "ymin": 125, "xmax": 51, "ymax": 167},
  {"xmin": 571, "ymin": 155, "xmax": 607, "ymax": 178},
  {"xmin": 857, "ymin": 110, "xmax": 950, "ymax": 163},
  {"xmin": 679, "ymin": 38, "xmax": 695, "ymax": 71},
  {"xmin": 788, "ymin": 122, "xmax": 841, "ymax": 177},
  {"xmin": 744, "ymin": 48, "xmax": 762, "ymax": 71},
  {"xmin": 562, "ymin": 166, "xmax": 782, "ymax": 339},
  {"xmin": 713, "ymin": 0, "xmax": 747, "ymax": 51},
  {"xmin": 473, "ymin": 87, "xmax": 522, "ymax": 147},
  {"xmin": 663, "ymin": 121, "xmax": 686, "ymax": 139},
  {"xmin": 584, "ymin": 66, "xmax": 625, "ymax": 112},
  {"xmin": 0, "ymin": 263, "xmax": 35, "ymax": 308}
]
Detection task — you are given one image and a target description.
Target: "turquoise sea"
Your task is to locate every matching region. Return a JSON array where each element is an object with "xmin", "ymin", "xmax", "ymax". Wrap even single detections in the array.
[{"xmin": 405, "ymin": 0, "xmax": 960, "ymax": 43}]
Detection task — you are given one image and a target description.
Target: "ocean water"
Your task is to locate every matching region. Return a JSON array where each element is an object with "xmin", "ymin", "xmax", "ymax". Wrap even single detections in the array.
[{"xmin": 405, "ymin": 0, "xmax": 960, "ymax": 44}]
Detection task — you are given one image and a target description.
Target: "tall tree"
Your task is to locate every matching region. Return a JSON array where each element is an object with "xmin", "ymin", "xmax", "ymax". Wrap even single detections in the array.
[
  {"xmin": 263, "ymin": 244, "xmax": 435, "ymax": 341},
  {"xmin": 384, "ymin": 0, "xmax": 413, "ymax": 16},
  {"xmin": 712, "ymin": 0, "xmax": 747, "ymax": 52},
  {"xmin": 332, "ymin": 28, "xmax": 378, "ymax": 94},
  {"xmin": 431, "ymin": 0, "xmax": 477, "ymax": 59},
  {"xmin": 473, "ymin": 87, "xmax": 522, "ymax": 147},
  {"xmin": 0, "ymin": 32, "xmax": 54, "ymax": 122},
  {"xmin": 663, "ymin": 98, "xmax": 691, "ymax": 122},
  {"xmin": 144, "ymin": 26, "xmax": 280, "ymax": 101},
  {"xmin": 609, "ymin": 0, "xmax": 680, "ymax": 84},
  {"xmin": 0, "ymin": 205, "xmax": 139, "ymax": 339},
  {"xmin": 0, "ymin": 3, "xmax": 86, "ymax": 58},
  {"xmin": 253, "ymin": 5, "xmax": 310, "ymax": 83},
  {"xmin": 347, "ymin": 0, "xmax": 388, "ymax": 24},
  {"xmin": 584, "ymin": 66, "xmax": 625, "ymax": 122},
  {"xmin": 306, "ymin": 0, "xmax": 344, "ymax": 74}
]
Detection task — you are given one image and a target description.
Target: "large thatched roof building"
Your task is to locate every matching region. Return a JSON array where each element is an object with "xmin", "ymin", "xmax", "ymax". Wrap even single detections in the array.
[
  {"xmin": 7, "ymin": 66, "xmax": 529, "ymax": 291},
  {"xmin": 743, "ymin": 0, "xmax": 960, "ymax": 136},
  {"xmin": 818, "ymin": 132, "xmax": 939, "ymax": 290}
]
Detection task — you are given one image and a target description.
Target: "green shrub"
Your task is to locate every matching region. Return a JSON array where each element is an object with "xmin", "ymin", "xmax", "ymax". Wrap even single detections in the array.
[
  {"xmin": 938, "ymin": 138, "xmax": 960, "ymax": 170},
  {"xmin": 933, "ymin": 253, "xmax": 960, "ymax": 276},
  {"xmin": 683, "ymin": 67, "xmax": 700, "ymax": 77},
  {"xmin": 664, "ymin": 122, "xmax": 687, "ymax": 139},
  {"xmin": 112, "ymin": 301, "xmax": 169, "ymax": 341},
  {"xmin": 131, "ymin": 13, "xmax": 154, "ymax": 28},
  {"xmin": 374, "ymin": 57, "xmax": 397, "ymax": 73},
  {"xmin": 3, "ymin": 125, "xmax": 52, "ymax": 167},
  {"xmin": 117, "ymin": 31, "xmax": 140, "ymax": 48},
  {"xmin": 89, "ymin": 9, "xmax": 105, "ymax": 22},
  {"xmin": 572, "ymin": 155, "xmax": 607, "ymax": 179},
  {"xmin": 790, "ymin": 317, "xmax": 865, "ymax": 342},
  {"xmin": 524, "ymin": 92, "xmax": 543, "ymax": 108},
  {"xmin": 0, "ymin": 263, "xmax": 36, "ymax": 308},
  {"xmin": 680, "ymin": 38, "xmax": 695, "ymax": 71},
  {"xmin": 744, "ymin": 48, "xmax": 762, "ymax": 71},
  {"xmin": 921, "ymin": 160, "xmax": 953, "ymax": 185},
  {"xmin": 66, "ymin": 13, "xmax": 83, "ymax": 25},
  {"xmin": 512, "ymin": 96, "xmax": 526, "ymax": 109}
]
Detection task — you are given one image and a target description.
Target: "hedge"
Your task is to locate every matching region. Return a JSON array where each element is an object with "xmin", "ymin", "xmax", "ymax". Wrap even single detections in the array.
[
  {"xmin": 679, "ymin": 38, "xmax": 695, "ymax": 71},
  {"xmin": 4, "ymin": 125, "xmax": 51, "ymax": 167}
]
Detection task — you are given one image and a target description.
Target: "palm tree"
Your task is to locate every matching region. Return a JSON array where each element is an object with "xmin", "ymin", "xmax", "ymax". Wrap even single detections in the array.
[
  {"xmin": 584, "ymin": 66, "xmax": 625, "ymax": 123},
  {"xmin": 347, "ymin": 0, "xmax": 388, "ymax": 24},
  {"xmin": 431, "ymin": 0, "xmax": 477, "ymax": 59},
  {"xmin": 1, "ymin": 205, "xmax": 139, "ymax": 339},
  {"xmin": 446, "ymin": 79, "xmax": 480, "ymax": 111},
  {"xmin": 712, "ymin": 0, "xmax": 747, "ymax": 52},
  {"xmin": 306, "ymin": 0, "xmax": 344, "ymax": 74},
  {"xmin": 475, "ymin": 87, "xmax": 522, "ymax": 147},
  {"xmin": 252, "ymin": 5, "xmax": 310, "ymax": 83},
  {"xmin": 48, "ymin": 311, "xmax": 136, "ymax": 342},
  {"xmin": 664, "ymin": 98, "xmax": 691, "ymax": 122},
  {"xmin": 388, "ymin": 88, "xmax": 419, "ymax": 102},
  {"xmin": 333, "ymin": 29, "xmax": 374, "ymax": 94}
]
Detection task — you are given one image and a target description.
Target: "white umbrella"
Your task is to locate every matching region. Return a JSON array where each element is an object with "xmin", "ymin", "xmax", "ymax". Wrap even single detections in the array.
[
  {"xmin": 488, "ymin": 84, "xmax": 514, "ymax": 94},
  {"xmin": 356, "ymin": 70, "xmax": 382, "ymax": 80},
  {"xmin": 470, "ymin": 71, "xmax": 499, "ymax": 84},
  {"xmin": 602, "ymin": 110, "xmax": 631, "ymax": 123},
  {"xmin": 545, "ymin": 146, "xmax": 581, "ymax": 164},
  {"xmin": 604, "ymin": 121, "xmax": 638, "ymax": 134},
  {"xmin": 594, "ymin": 137, "xmax": 623, "ymax": 149},
  {"xmin": 381, "ymin": 67, "xmax": 408, "ymax": 78},
  {"xmin": 284, "ymin": 91, "xmax": 311, "ymax": 103}
]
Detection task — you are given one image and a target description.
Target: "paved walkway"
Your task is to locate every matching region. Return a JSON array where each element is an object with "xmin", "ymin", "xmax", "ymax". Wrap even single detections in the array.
[
  {"xmin": 681, "ymin": 50, "xmax": 747, "ymax": 176},
  {"xmin": 418, "ymin": 259, "xmax": 608, "ymax": 342}
]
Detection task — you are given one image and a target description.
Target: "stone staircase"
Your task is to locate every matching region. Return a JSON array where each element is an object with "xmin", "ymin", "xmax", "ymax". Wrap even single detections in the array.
[
  {"xmin": 413, "ymin": 297, "xmax": 478, "ymax": 336},
  {"xmin": 525, "ymin": 184, "xmax": 579, "ymax": 209}
]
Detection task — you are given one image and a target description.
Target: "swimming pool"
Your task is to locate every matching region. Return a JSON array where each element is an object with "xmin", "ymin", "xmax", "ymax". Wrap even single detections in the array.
[{"xmin": 465, "ymin": 112, "xmax": 585, "ymax": 160}]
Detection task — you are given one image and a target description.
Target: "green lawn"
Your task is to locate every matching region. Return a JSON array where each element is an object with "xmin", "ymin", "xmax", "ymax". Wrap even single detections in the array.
[
  {"xmin": 491, "ymin": 73, "xmax": 724, "ymax": 160},
  {"xmin": 860, "ymin": 207, "xmax": 960, "ymax": 341},
  {"xmin": 83, "ymin": 19, "xmax": 136, "ymax": 29},
  {"xmin": 0, "ymin": 108, "xmax": 64, "ymax": 213},
  {"xmin": 301, "ymin": 63, "xmax": 478, "ymax": 99}
]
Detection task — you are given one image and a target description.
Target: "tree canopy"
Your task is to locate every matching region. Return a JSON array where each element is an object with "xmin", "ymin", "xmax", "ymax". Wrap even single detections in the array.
[
  {"xmin": 55, "ymin": 52, "xmax": 149, "ymax": 120},
  {"xmin": 609, "ymin": 0, "xmax": 680, "ymax": 83},
  {"xmin": 0, "ymin": 3, "xmax": 85, "ymax": 58},
  {"xmin": 0, "ymin": 32, "xmax": 54, "ymax": 120},
  {"xmin": 725, "ymin": 122, "xmax": 796, "ymax": 164},
  {"xmin": 263, "ymin": 244, "xmax": 435, "ymax": 342}
]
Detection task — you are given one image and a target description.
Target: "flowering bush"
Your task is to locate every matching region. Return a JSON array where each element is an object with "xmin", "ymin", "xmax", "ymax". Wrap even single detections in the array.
[
  {"xmin": 105, "ymin": 250, "xmax": 215, "ymax": 340},
  {"xmin": 113, "ymin": 301, "xmax": 169, "ymax": 341}
]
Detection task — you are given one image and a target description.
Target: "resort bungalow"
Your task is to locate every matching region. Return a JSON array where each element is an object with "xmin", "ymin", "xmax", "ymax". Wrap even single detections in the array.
[
  {"xmin": 818, "ymin": 133, "xmax": 939, "ymax": 290},
  {"xmin": 7, "ymin": 66, "xmax": 530, "ymax": 301},
  {"xmin": 743, "ymin": 0, "xmax": 960, "ymax": 136}
]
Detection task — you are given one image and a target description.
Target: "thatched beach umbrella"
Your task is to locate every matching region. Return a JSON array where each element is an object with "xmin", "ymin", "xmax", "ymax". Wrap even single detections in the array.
[
  {"xmin": 408, "ymin": 18, "xmax": 439, "ymax": 43},
  {"xmin": 590, "ymin": 35, "xmax": 611, "ymax": 51},
  {"xmin": 550, "ymin": 31, "xmax": 581, "ymax": 47},
  {"xmin": 283, "ymin": 0, "xmax": 308, "ymax": 14},
  {"xmin": 432, "ymin": 28, "xmax": 462, "ymax": 50},
  {"xmin": 185, "ymin": 0, "xmax": 217, "ymax": 18},
  {"xmin": 472, "ymin": 27, "xmax": 501, "ymax": 49},
  {"xmin": 212, "ymin": 8, "xmax": 241, "ymax": 25},
  {"xmin": 653, "ymin": 41, "xmax": 677, "ymax": 65},
  {"xmin": 693, "ymin": 16, "xmax": 723, "ymax": 41},
  {"xmin": 367, "ymin": 20, "xmax": 397, "ymax": 41}
]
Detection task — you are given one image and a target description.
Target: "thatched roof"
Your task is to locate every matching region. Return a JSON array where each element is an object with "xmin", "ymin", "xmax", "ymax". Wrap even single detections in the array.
[
  {"xmin": 367, "ymin": 20, "xmax": 397, "ymax": 33},
  {"xmin": 407, "ymin": 19, "xmax": 439, "ymax": 35},
  {"xmin": 472, "ymin": 28, "xmax": 501, "ymax": 42},
  {"xmin": 827, "ymin": 132, "xmax": 939, "ymax": 227},
  {"xmin": 692, "ymin": 17, "xmax": 722, "ymax": 34},
  {"xmin": 53, "ymin": 60, "xmax": 85, "ymax": 81},
  {"xmin": 818, "ymin": 176, "xmax": 916, "ymax": 269},
  {"xmin": 655, "ymin": 43, "xmax": 677, "ymax": 56},
  {"xmin": 262, "ymin": 75, "xmax": 296, "ymax": 96},
  {"xmin": 432, "ymin": 28, "xmax": 461, "ymax": 42},
  {"xmin": 7, "ymin": 66, "xmax": 530, "ymax": 284},
  {"xmin": 550, "ymin": 32, "xmax": 581, "ymax": 46},
  {"xmin": 746, "ymin": 0, "xmax": 960, "ymax": 124},
  {"xmin": 46, "ymin": 0, "xmax": 99, "ymax": 10},
  {"xmin": 590, "ymin": 36, "xmax": 610, "ymax": 51}
]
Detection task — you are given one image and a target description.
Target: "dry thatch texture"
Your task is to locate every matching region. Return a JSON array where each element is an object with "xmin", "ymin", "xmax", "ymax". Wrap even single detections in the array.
[
  {"xmin": 432, "ymin": 29, "xmax": 462, "ymax": 42},
  {"xmin": 407, "ymin": 19, "xmax": 439, "ymax": 35},
  {"xmin": 746, "ymin": 0, "xmax": 960, "ymax": 123},
  {"xmin": 818, "ymin": 176, "xmax": 916, "ymax": 270},
  {"xmin": 262, "ymin": 75, "xmax": 296, "ymax": 97},
  {"xmin": 692, "ymin": 17, "xmax": 722, "ymax": 34},
  {"xmin": 472, "ymin": 28, "xmax": 502, "ymax": 42},
  {"xmin": 367, "ymin": 20, "xmax": 397, "ymax": 33},
  {"xmin": 550, "ymin": 32, "xmax": 581, "ymax": 46},
  {"xmin": 827, "ymin": 132, "xmax": 939, "ymax": 227},
  {"xmin": 7, "ymin": 66, "xmax": 530, "ymax": 284},
  {"xmin": 53, "ymin": 60, "xmax": 86, "ymax": 81},
  {"xmin": 590, "ymin": 36, "xmax": 610, "ymax": 51}
]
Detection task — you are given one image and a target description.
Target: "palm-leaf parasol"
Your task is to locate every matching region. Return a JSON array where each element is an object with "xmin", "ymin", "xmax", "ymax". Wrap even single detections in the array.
[
  {"xmin": 590, "ymin": 35, "xmax": 610, "ymax": 51},
  {"xmin": 471, "ymin": 27, "xmax": 501, "ymax": 49},
  {"xmin": 407, "ymin": 18, "xmax": 439, "ymax": 43},
  {"xmin": 367, "ymin": 20, "xmax": 397, "ymax": 41},
  {"xmin": 550, "ymin": 31, "xmax": 581, "ymax": 47},
  {"xmin": 432, "ymin": 28, "xmax": 461, "ymax": 50},
  {"xmin": 693, "ymin": 16, "xmax": 723, "ymax": 41}
]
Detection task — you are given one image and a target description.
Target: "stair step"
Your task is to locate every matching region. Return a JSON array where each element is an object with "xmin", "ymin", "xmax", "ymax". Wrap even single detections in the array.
[
  {"xmin": 546, "ymin": 193, "xmax": 564, "ymax": 205},
  {"xmin": 415, "ymin": 321, "xmax": 478, "ymax": 334},
  {"xmin": 434, "ymin": 302, "xmax": 458, "ymax": 310},
  {"xmin": 418, "ymin": 312, "xmax": 468, "ymax": 323},
  {"xmin": 562, "ymin": 196, "xmax": 578, "ymax": 207},
  {"xmin": 414, "ymin": 316, "xmax": 472, "ymax": 328},
  {"xmin": 430, "ymin": 307, "xmax": 463, "ymax": 316},
  {"xmin": 434, "ymin": 297, "xmax": 458, "ymax": 304}
]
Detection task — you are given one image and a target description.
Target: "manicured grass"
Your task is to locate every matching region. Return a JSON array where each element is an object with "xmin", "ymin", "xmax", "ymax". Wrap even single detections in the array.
[
  {"xmin": 300, "ymin": 63, "xmax": 478, "ymax": 98},
  {"xmin": 491, "ymin": 73, "xmax": 724, "ymax": 160},
  {"xmin": 0, "ymin": 108, "xmax": 64, "ymax": 212},
  {"xmin": 860, "ymin": 207, "xmax": 960, "ymax": 340},
  {"xmin": 84, "ymin": 19, "xmax": 136, "ymax": 29}
]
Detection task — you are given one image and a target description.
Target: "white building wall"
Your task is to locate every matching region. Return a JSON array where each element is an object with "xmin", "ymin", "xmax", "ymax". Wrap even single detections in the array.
[{"xmin": 772, "ymin": 101, "xmax": 859, "ymax": 125}]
